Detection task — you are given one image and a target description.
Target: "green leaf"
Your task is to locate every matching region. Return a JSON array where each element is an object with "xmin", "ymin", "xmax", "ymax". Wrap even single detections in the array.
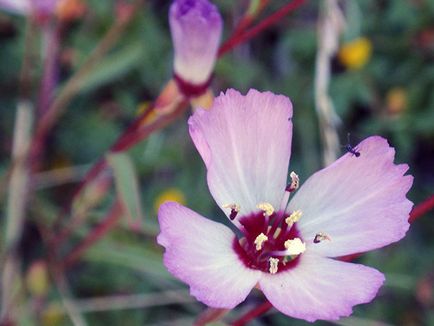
[
  {"xmin": 84, "ymin": 240, "xmax": 173, "ymax": 282},
  {"xmin": 78, "ymin": 42, "xmax": 143, "ymax": 93},
  {"xmin": 107, "ymin": 152, "xmax": 144, "ymax": 230}
]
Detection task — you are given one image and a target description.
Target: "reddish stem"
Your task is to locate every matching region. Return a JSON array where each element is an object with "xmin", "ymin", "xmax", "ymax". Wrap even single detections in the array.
[
  {"xmin": 218, "ymin": 0, "xmax": 307, "ymax": 57},
  {"xmin": 37, "ymin": 24, "xmax": 60, "ymax": 117},
  {"xmin": 53, "ymin": 100, "xmax": 189, "ymax": 249},
  {"xmin": 409, "ymin": 194, "xmax": 434, "ymax": 223},
  {"xmin": 62, "ymin": 200, "xmax": 123, "ymax": 269},
  {"xmin": 231, "ymin": 194, "xmax": 434, "ymax": 325},
  {"xmin": 231, "ymin": 0, "xmax": 270, "ymax": 38},
  {"xmin": 231, "ymin": 301, "xmax": 273, "ymax": 326}
]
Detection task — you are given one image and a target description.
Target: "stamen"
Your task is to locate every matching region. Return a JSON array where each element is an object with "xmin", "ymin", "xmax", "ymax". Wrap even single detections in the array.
[
  {"xmin": 313, "ymin": 232, "xmax": 331, "ymax": 244},
  {"xmin": 222, "ymin": 203, "xmax": 240, "ymax": 220},
  {"xmin": 284, "ymin": 238, "xmax": 306, "ymax": 255},
  {"xmin": 269, "ymin": 257, "xmax": 279, "ymax": 274},
  {"xmin": 285, "ymin": 210, "xmax": 302, "ymax": 226},
  {"xmin": 256, "ymin": 202, "xmax": 274, "ymax": 217},
  {"xmin": 254, "ymin": 233, "xmax": 268, "ymax": 251},
  {"xmin": 285, "ymin": 171, "xmax": 300, "ymax": 192}
]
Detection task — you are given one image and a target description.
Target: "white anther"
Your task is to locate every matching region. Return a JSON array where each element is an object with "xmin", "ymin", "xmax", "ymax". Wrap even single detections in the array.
[
  {"xmin": 256, "ymin": 202, "xmax": 274, "ymax": 216},
  {"xmin": 285, "ymin": 210, "xmax": 302, "ymax": 226},
  {"xmin": 284, "ymin": 238, "xmax": 306, "ymax": 256},
  {"xmin": 222, "ymin": 203, "xmax": 240, "ymax": 211},
  {"xmin": 288, "ymin": 171, "xmax": 300, "ymax": 192},
  {"xmin": 254, "ymin": 233, "xmax": 268, "ymax": 251},
  {"xmin": 269, "ymin": 257, "xmax": 279, "ymax": 274},
  {"xmin": 223, "ymin": 203, "xmax": 240, "ymax": 220}
]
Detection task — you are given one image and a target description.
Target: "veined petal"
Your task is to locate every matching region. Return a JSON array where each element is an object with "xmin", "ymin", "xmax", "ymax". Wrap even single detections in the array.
[
  {"xmin": 289, "ymin": 136, "xmax": 413, "ymax": 257},
  {"xmin": 189, "ymin": 89, "xmax": 293, "ymax": 223},
  {"xmin": 170, "ymin": 0, "xmax": 222, "ymax": 85},
  {"xmin": 157, "ymin": 202, "xmax": 261, "ymax": 308},
  {"xmin": 259, "ymin": 252, "xmax": 384, "ymax": 322}
]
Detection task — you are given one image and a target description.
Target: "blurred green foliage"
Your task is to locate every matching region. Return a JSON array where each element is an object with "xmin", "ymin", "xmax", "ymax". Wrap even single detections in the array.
[{"xmin": 0, "ymin": 0, "xmax": 433, "ymax": 325}]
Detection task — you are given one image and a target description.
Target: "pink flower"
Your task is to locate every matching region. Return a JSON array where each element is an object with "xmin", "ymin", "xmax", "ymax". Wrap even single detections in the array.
[
  {"xmin": 0, "ymin": 0, "xmax": 58, "ymax": 20},
  {"xmin": 169, "ymin": 0, "xmax": 222, "ymax": 96},
  {"xmin": 157, "ymin": 89, "xmax": 413, "ymax": 322}
]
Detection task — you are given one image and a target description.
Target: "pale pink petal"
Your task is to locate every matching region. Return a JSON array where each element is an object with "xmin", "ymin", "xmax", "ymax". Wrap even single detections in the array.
[
  {"xmin": 188, "ymin": 89, "xmax": 293, "ymax": 222},
  {"xmin": 259, "ymin": 252, "xmax": 385, "ymax": 322},
  {"xmin": 170, "ymin": 0, "xmax": 222, "ymax": 85},
  {"xmin": 0, "ymin": 0, "xmax": 30, "ymax": 14},
  {"xmin": 157, "ymin": 202, "xmax": 261, "ymax": 308},
  {"xmin": 289, "ymin": 136, "xmax": 413, "ymax": 257}
]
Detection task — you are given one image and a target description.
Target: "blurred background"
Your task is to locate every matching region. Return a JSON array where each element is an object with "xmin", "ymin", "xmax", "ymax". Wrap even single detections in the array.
[{"xmin": 0, "ymin": 0, "xmax": 433, "ymax": 325}]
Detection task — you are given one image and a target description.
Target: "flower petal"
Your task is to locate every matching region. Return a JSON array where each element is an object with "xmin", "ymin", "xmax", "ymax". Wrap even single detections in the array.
[
  {"xmin": 170, "ymin": 0, "xmax": 222, "ymax": 85},
  {"xmin": 0, "ymin": 0, "xmax": 30, "ymax": 14},
  {"xmin": 259, "ymin": 252, "xmax": 385, "ymax": 322},
  {"xmin": 189, "ymin": 89, "xmax": 293, "ymax": 222},
  {"xmin": 157, "ymin": 201, "xmax": 261, "ymax": 308},
  {"xmin": 289, "ymin": 136, "xmax": 413, "ymax": 257}
]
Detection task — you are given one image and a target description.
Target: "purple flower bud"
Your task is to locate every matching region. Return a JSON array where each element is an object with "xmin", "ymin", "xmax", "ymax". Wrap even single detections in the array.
[{"xmin": 169, "ymin": 0, "xmax": 222, "ymax": 88}]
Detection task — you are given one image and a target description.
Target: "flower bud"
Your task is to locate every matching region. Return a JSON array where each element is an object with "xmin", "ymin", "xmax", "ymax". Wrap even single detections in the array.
[{"xmin": 169, "ymin": 0, "xmax": 222, "ymax": 95}]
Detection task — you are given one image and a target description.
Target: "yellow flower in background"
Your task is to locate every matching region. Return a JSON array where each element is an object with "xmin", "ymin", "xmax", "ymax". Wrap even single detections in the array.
[
  {"xmin": 154, "ymin": 188, "xmax": 186, "ymax": 213},
  {"xmin": 338, "ymin": 37, "xmax": 373, "ymax": 70},
  {"xmin": 41, "ymin": 303, "xmax": 65, "ymax": 326},
  {"xmin": 26, "ymin": 260, "xmax": 49, "ymax": 297},
  {"xmin": 137, "ymin": 101, "xmax": 158, "ymax": 125},
  {"xmin": 386, "ymin": 87, "xmax": 407, "ymax": 115}
]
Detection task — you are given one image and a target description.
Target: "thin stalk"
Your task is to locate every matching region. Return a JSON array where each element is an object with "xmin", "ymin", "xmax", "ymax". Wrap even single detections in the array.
[
  {"xmin": 62, "ymin": 200, "xmax": 123, "ymax": 269},
  {"xmin": 1, "ymin": 101, "xmax": 34, "ymax": 322},
  {"xmin": 218, "ymin": 0, "xmax": 307, "ymax": 57},
  {"xmin": 194, "ymin": 308, "xmax": 229, "ymax": 326},
  {"xmin": 231, "ymin": 301, "xmax": 273, "ymax": 326},
  {"xmin": 52, "ymin": 99, "xmax": 188, "ymax": 247},
  {"xmin": 314, "ymin": 0, "xmax": 345, "ymax": 166},
  {"xmin": 30, "ymin": 0, "xmax": 145, "ymax": 166},
  {"xmin": 37, "ymin": 23, "xmax": 60, "ymax": 117}
]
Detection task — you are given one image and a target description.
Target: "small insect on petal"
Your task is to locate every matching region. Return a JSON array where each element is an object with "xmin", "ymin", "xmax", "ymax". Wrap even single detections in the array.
[{"xmin": 313, "ymin": 232, "xmax": 332, "ymax": 244}]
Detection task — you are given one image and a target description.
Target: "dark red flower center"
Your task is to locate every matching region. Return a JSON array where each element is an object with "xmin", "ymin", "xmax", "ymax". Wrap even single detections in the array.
[{"xmin": 233, "ymin": 210, "xmax": 302, "ymax": 274}]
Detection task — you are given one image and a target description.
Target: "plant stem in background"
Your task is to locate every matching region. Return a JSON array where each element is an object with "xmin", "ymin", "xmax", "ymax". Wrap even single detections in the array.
[
  {"xmin": 1, "ymin": 100, "xmax": 34, "ymax": 322},
  {"xmin": 218, "ymin": 0, "xmax": 307, "ymax": 57},
  {"xmin": 231, "ymin": 301, "xmax": 273, "ymax": 326},
  {"xmin": 194, "ymin": 308, "xmax": 229, "ymax": 326},
  {"xmin": 62, "ymin": 200, "xmax": 123, "ymax": 269},
  {"xmin": 314, "ymin": 0, "xmax": 345, "ymax": 166},
  {"xmin": 30, "ymin": 0, "xmax": 145, "ymax": 168},
  {"xmin": 37, "ymin": 23, "xmax": 60, "ymax": 117}
]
